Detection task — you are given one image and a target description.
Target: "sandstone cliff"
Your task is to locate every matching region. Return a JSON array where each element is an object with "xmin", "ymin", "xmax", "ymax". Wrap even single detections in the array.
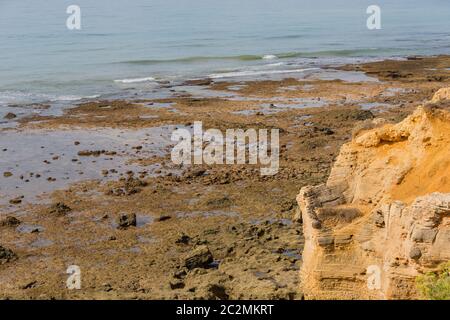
[{"xmin": 297, "ymin": 88, "xmax": 450, "ymax": 299}]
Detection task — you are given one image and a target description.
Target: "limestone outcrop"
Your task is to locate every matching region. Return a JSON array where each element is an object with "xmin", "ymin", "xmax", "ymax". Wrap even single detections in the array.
[{"xmin": 297, "ymin": 88, "xmax": 450, "ymax": 299}]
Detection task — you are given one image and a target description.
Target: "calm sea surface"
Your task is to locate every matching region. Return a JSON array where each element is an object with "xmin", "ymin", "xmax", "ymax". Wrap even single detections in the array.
[{"xmin": 0, "ymin": 0, "xmax": 449, "ymax": 106}]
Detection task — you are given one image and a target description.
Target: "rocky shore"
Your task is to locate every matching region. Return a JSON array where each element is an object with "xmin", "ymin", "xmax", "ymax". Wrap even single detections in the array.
[{"xmin": 0, "ymin": 55, "xmax": 449, "ymax": 299}]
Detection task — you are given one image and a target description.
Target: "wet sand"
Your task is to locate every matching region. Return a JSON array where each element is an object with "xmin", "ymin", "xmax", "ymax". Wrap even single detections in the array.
[{"xmin": 0, "ymin": 55, "xmax": 449, "ymax": 299}]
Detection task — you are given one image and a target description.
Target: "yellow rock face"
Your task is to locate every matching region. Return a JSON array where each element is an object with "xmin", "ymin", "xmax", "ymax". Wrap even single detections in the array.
[{"xmin": 297, "ymin": 88, "xmax": 450, "ymax": 300}]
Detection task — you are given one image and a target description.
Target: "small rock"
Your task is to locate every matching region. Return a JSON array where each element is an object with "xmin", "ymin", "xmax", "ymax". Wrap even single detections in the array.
[
  {"xmin": 184, "ymin": 245, "xmax": 214, "ymax": 270},
  {"xmin": 173, "ymin": 269, "xmax": 187, "ymax": 279},
  {"xmin": 4, "ymin": 112, "xmax": 17, "ymax": 120},
  {"xmin": 169, "ymin": 279, "xmax": 185, "ymax": 290},
  {"xmin": 202, "ymin": 284, "xmax": 229, "ymax": 300},
  {"xmin": 48, "ymin": 202, "xmax": 72, "ymax": 216},
  {"xmin": 409, "ymin": 247, "xmax": 422, "ymax": 260},
  {"xmin": 9, "ymin": 197, "xmax": 23, "ymax": 205},
  {"xmin": 311, "ymin": 219, "xmax": 322, "ymax": 229},
  {"xmin": 175, "ymin": 233, "xmax": 191, "ymax": 245},
  {"xmin": 0, "ymin": 245, "xmax": 17, "ymax": 264},
  {"xmin": 156, "ymin": 215, "xmax": 172, "ymax": 222},
  {"xmin": 20, "ymin": 280, "xmax": 38, "ymax": 290},
  {"xmin": 102, "ymin": 283, "xmax": 113, "ymax": 292},
  {"xmin": 323, "ymin": 128, "xmax": 334, "ymax": 135},
  {"xmin": 0, "ymin": 216, "xmax": 21, "ymax": 227},
  {"xmin": 116, "ymin": 213, "xmax": 137, "ymax": 229}
]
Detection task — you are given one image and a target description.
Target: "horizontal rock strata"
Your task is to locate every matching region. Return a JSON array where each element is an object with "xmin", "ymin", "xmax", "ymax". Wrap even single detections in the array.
[{"xmin": 297, "ymin": 88, "xmax": 450, "ymax": 299}]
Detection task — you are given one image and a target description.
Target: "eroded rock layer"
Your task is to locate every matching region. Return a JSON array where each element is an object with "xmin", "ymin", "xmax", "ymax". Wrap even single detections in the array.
[{"xmin": 297, "ymin": 88, "xmax": 450, "ymax": 299}]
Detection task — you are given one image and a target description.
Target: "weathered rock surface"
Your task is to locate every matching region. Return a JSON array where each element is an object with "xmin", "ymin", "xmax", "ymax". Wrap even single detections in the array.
[
  {"xmin": 0, "ymin": 216, "xmax": 21, "ymax": 228},
  {"xmin": 431, "ymin": 87, "xmax": 450, "ymax": 103},
  {"xmin": 48, "ymin": 202, "xmax": 72, "ymax": 216},
  {"xmin": 116, "ymin": 213, "xmax": 137, "ymax": 229},
  {"xmin": 184, "ymin": 245, "xmax": 214, "ymax": 270},
  {"xmin": 297, "ymin": 89, "xmax": 450, "ymax": 299},
  {"xmin": 0, "ymin": 246, "xmax": 17, "ymax": 264}
]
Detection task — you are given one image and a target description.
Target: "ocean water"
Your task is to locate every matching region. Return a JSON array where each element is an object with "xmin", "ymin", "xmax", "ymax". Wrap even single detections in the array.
[{"xmin": 0, "ymin": 0, "xmax": 449, "ymax": 107}]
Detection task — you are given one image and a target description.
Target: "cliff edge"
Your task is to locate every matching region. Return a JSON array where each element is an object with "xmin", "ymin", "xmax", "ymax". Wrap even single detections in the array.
[{"xmin": 297, "ymin": 88, "xmax": 450, "ymax": 299}]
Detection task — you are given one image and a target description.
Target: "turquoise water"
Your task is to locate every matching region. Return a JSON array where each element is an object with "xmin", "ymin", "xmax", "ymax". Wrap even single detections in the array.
[{"xmin": 0, "ymin": 0, "xmax": 449, "ymax": 106}]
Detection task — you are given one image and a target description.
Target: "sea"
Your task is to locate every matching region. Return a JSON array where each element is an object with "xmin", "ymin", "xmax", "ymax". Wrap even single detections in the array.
[{"xmin": 0, "ymin": 0, "xmax": 449, "ymax": 108}]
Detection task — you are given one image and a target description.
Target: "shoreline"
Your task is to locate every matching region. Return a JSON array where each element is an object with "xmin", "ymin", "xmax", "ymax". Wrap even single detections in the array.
[
  {"xmin": 0, "ymin": 55, "xmax": 449, "ymax": 299},
  {"xmin": 0, "ymin": 54, "xmax": 435, "ymax": 125}
]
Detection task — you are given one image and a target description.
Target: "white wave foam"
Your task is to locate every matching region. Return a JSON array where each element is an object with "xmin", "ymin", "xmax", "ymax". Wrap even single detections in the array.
[
  {"xmin": 0, "ymin": 91, "xmax": 100, "ymax": 105},
  {"xmin": 52, "ymin": 95, "xmax": 98, "ymax": 101},
  {"xmin": 262, "ymin": 54, "xmax": 278, "ymax": 60},
  {"xmin": 208, "ymin": 68, "xmax": 319, "ymax": 79},
  {"xmin": 266, "ymin": 62, "xmax": 285, "ymax": 67},
  {"xmin": 114, "ymin": 77, "xmax": 156, "ymax": 84}
]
